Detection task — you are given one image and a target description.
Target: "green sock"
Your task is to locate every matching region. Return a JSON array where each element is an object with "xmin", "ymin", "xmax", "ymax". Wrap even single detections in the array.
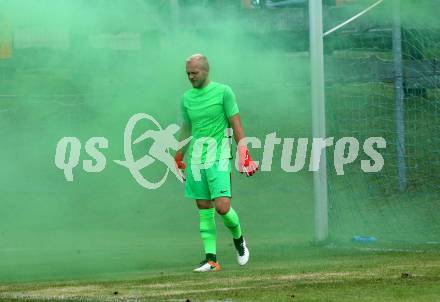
[
  {"xmin": 221, "ymin": 207, "xmax": 242, "ymax": 240},
  {"xmin": 199, "ymin": 208, "xmax": 216, "ymax": 255}
]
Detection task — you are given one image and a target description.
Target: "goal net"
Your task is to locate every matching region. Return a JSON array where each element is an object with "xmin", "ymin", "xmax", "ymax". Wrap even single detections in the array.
[{"xmin": 324, "ymin": 0, "xmax": 440, "ymax": 245}]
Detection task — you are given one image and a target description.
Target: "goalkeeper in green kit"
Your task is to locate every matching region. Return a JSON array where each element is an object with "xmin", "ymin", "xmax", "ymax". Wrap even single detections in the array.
[{"xmin": 175, "ymin": 54, "xmax": 258, "ymax": 272}]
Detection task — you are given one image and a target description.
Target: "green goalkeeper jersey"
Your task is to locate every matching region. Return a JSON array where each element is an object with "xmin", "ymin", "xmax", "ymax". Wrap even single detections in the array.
[{"xmin": 181, "ymin": 81, "xmax": 239, "ymax": 164}]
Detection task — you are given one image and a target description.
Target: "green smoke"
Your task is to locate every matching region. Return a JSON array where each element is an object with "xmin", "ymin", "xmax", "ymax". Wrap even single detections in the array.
[{"xmin": 0, "ymin": 0, "xmax": 312, "ymax": 282}]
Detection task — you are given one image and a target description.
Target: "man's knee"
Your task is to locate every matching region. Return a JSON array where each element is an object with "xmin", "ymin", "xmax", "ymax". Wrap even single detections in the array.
[
  {"xmin": 196, "ymin": 199, "xmax": 213, "ymax": 209},
  {"xmin": 215, "ymin": 197, "xmax": 231, "ymax": 215}
]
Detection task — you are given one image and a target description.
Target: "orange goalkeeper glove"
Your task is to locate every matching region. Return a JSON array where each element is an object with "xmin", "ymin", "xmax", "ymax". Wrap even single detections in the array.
[
  {"xmin": 238, "ymin": 145, "xmax": 258, "ymax": 177},
  {"xmin": 175, "ymin": 152, "xmax": 186, "ymax": 181},
  {"xmin": 175, "ymin": 152, "xmax": 186, "ymax": 170}
]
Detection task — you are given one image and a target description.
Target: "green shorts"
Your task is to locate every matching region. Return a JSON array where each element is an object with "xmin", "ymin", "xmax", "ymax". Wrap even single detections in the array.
[{"xmin": 184, "ymin": 159, "xmax": 232, "ymax": 200}]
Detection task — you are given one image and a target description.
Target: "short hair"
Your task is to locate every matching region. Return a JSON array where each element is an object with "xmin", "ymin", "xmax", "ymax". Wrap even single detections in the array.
[{"xmin": 186, "ymin": 54, "xmax": 210, "ymax": 72}]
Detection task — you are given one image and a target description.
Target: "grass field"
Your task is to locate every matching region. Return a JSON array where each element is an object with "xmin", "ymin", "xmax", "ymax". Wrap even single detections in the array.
[{"xmin": 0, "ymin": 246, "xmax": 439, "ymax": 302}]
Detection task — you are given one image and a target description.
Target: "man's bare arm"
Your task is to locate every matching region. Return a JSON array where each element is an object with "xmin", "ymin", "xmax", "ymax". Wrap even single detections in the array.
[
  {"xmin": 229, "ymin": 113, "xmax": 245, "ymax": 146},
  {"xmin": 176, "ymin": 121, "xmax": 191, "ymax": 159}
]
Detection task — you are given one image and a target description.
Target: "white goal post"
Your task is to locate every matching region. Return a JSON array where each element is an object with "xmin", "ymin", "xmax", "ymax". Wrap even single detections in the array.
[{"xmin": 309, "ymin": 0, "xmax": 328, "ymax": 242}]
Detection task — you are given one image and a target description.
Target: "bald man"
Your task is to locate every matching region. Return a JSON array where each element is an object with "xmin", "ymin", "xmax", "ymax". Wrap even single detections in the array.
[{"xmin": 175, "ymin": 54, "xmax": 258, "ymax": 272}]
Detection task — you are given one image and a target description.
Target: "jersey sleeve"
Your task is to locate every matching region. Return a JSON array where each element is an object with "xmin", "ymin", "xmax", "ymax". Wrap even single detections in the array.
[{"xmin": 223, "ymin": 85, "xmax": 239, "ymax": 119}]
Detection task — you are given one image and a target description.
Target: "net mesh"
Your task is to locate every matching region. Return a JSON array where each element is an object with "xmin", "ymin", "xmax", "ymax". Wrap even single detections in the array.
[{"xmin": 324, "ymin": 0, "xmax": 440, "ymax": 244}]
